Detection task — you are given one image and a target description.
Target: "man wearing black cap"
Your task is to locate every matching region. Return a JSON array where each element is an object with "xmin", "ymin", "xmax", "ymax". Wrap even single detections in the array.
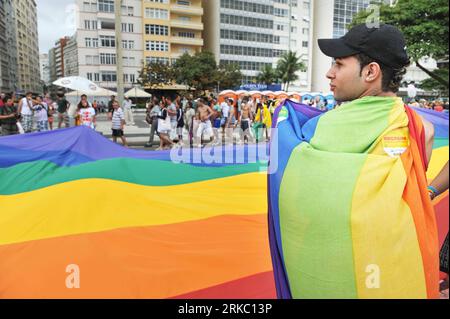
[
  {"xmin": 318, "ymin": 23, "xmax": 435, "ymax": 163},
  {"xmin": 268, "ymin": 24, "xmax": 441, "ymax": 299}
]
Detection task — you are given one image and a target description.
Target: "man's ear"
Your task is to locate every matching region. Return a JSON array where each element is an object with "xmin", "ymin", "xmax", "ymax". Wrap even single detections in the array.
[{"xmin": 365, "ymin": 62, "xmax": 382, "ymax": 83}]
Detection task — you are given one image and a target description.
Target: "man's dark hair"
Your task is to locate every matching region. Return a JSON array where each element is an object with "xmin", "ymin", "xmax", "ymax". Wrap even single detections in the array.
[{"xmin": 355, "ymin": 53, "xmax": 408, "ymax": 93}]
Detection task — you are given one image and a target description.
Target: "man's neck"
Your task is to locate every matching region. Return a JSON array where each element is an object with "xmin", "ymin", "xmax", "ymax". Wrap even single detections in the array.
[{"xmin": 358, "ymin": 88, "xmax": 397, "ymax": 99}]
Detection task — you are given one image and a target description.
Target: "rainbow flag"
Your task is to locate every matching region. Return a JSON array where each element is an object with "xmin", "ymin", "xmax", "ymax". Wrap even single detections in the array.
[
  {"xmin": 268, "ymin": 97, "xmax": 448, "ymax": 299},
  {"xmin": 0, "ymin": 127, "xmax": 275, "ymax": 298},
  {"xmin": 0, "ymin": 101, "xmax": 447, "ymax": 299}
]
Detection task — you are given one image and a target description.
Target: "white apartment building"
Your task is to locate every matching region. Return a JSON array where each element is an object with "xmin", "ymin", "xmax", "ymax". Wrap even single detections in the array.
[
  {"xmin": 73, "ymin": 0, "xmax": 144, "ymax": 91},
  {"xmin": 203, "ymin": 0, "xmax": 313, "ymax": 91}
]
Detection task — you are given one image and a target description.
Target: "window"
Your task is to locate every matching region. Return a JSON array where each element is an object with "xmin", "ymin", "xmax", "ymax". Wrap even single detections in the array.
[
  {"xmin": 123, "ymin": 57, "xmax": 136, "ymax": 67},
  {"xmin": 145, "ymin": 41, "xmax": 169, "ymax": 52},
  {"xmin": 100, "ymin": 53, "xmax": 117, "ymax": 65},
  {"xmin": 121, "ymin": 6, "xmax": 134, "ymax": 16},
  {"xmin": 121, "ymin": 23, "xmax": 134, "ymax": 33},
  {"xmin": 85, "ymin": 55, "xmax": 99, "ymax": 65},
  {"xmin": 84, "ymin": 20, "xmax": 98, "ymax": 30},
  {"xmin": 85, "ymin": 38, "xmax": 99, "ymax": 48},
  {"xmin": 98, "ymin": 0, "xmax": 114, "ymax": 13},
  {"xmin": 145, "ymin": 24, "xmax": 169, "ymax": 36},
  {"xmin": 100, "ymin": 35, "xmax": 115, "ymax": 47},
  {"xmin": 146, "ymin": 57, "xmax": 170, "ymax": 65},
  {"xmin": 145, "ymin": 8, "xmax": 169, "ymax": 19},
  {"xmin": 178, "ymin": 32, "xmax": 195, "ymax": 38},
  {"xmin": 122, "ymin": 40, "xmax": 135, "ymax": 49},
  {"xmin": 101, "ymin": 71, "xmax": 117, "ymax": 82}
]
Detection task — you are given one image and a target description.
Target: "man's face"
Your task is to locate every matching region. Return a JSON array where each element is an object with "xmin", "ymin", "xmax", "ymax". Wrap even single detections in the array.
[
  {"xmin": 6, "ymin": 99, "xmax": 13, "ymax": 106},
  {"xmin": 326, "ymin": 56, "xmax": 366, "ymax": 102}
]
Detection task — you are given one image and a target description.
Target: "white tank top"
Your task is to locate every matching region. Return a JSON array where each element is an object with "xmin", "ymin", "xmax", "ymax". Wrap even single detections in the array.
[{"xmin": 20, "ymin": 97, "xmax": 33, "ymax": 115}]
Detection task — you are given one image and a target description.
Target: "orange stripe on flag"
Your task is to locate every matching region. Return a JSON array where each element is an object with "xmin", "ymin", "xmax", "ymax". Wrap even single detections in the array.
[
  {"xmin": 0, "ymin": 214, "xmax": 272, "ymax": 299},
  {"xmin": 401, "ymin": 109, "xmax": 440, "ymax": 299}
]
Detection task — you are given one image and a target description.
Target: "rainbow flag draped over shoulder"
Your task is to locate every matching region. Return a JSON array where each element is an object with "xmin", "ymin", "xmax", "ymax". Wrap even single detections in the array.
[
  {"xmin": 268, "ymin": 97, "xmax": 447, "ymax": 299},
  {"xmin": 0, "ymin": 127, "xmax": 275, "ymax": 299}
]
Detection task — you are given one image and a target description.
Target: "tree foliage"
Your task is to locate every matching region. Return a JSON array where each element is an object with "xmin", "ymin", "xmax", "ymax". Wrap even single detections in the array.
[
  {"xmin": 257, "ymin": 65, "xmax": 279, "ymax": 86},
  {"xmin": 419, "ymin": 68, "xmax": 449, "ymax": 96},
  {"xmin": 217, "ymin": 63, "xmax": 243, "ymax": 91},
  {"xmin": 139, "ymin": 51, "xmax": 243, "ymax": 93},
  {"xmin": 173, "ymin": 51, "xmax": 218, "ymax": 92},
  {"xmin": 350, "ymin": 0, "xmax": 449, "ymax": 87},
  {"xmin": 276, "ymin": 51, "xmax": 306, "ymax": 91},
  {"xmin": 138, "ymin": 62, "xmax": 174, "ymax": 89}
]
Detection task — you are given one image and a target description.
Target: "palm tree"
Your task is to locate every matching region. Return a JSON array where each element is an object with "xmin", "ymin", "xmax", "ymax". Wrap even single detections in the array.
[
  {"xmin": 276, "ymin": 51, "xmax": 306, "ymax": 91},
  {"xmin": 257, "ymin": 65, "xmax": 278, "ymax": 86}
]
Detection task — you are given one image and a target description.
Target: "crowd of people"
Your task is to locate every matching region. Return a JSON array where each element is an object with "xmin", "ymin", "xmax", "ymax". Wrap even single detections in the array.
[
  {"xmin": 143, "ymin": 94, "xmax": 282, "ymax": 150},
  {"xmin": 407, "ymin": 98, "xmax": 450, "ymax": 112},
  {"xmin": 0, "ymin": 92, "xmax": 131, "ymax": 147},
  {"xmin": 1, "ymin": 90, "xmax": 448, "ymax": 150}
]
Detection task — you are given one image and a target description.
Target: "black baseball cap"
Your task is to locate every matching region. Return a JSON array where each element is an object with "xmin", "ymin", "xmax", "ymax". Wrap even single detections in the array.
[{"xmin": 318, "ymin": 24, "xmax": 410, "ymax": 69}]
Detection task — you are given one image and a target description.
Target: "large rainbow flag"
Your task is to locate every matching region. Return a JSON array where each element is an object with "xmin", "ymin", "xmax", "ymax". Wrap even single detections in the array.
[
  {"xmin": 268, "ymin": 97, "xmax": 449, "ymax": 299},
  {"xmin": 0, "ymin": 127, "xmax": 275, "ymax": 298},
  {"xmin": 0, "ymin": 99, "xmax": 447, "ymax": 299}
]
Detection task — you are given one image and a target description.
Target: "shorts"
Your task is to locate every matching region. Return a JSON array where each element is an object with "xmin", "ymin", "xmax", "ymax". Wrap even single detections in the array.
[
  {"xmin": 241, "ymin": 119, "xmax": 250, "ymax": 131},
  {"xmin": 221, "ymin": 117, "xmax": 228, "ymax": 127},
  {"xmin": 213, "ymin": 118, "xmax": 222, "ymax": 129},
  {"xmin": 112, "ymin": 129, "xmax": 124, "ymax": 137},
  {"xmin": 197, "ymin": 120, "xmax": 213, "ymax": 139}
]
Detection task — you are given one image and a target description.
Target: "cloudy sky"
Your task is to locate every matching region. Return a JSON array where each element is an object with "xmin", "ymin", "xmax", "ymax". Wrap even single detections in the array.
[{"xmin": 37, "ymin": 0, "xmax": 77, "ymax": 53}]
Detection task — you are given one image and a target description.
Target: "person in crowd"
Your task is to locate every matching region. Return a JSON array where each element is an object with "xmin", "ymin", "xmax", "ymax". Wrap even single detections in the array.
[
  {"xmin": 111, "ymin": 100, "xmax": 128, "ymax": 147},
  {"xmin": 123, "ymin": 96, "xmax": 135, "ymax": 125},
  {"xmin": 145, "ymin": 97, "xmax": 161, "ymax": 148},
  {"xmin": 43, "ymin": 93, "xmax": 54, "ymax": 130},
  {"xmin": 107, "ymin": 95, "xmax": 117, "ymax": 120},
  {"xmin": 18, "ymin": 92, "xmax": 34, "ymax": 133},
  {"xmin": 195, "ymin": 97, "xmax": 215, "ymax": 148},
  {"xmin": 0, "ymin": 96, "xmax": 19, "ymax": 136},
  {"xmin": 239, "ymin": 99, "xmax": 254, "ymax": 144},
  {"xmin": 77, "ymin": 95, "xmax": 96, "ymax": 129},
  {"xmin": 156, "ymin": 100, "xmax": 174, "ymax": 150},
  {"xmin": 184, "ymin": 101, "xmax": 196, "ymax": 148},
  {"xmin": 176, "ymin": 100, "xmax": 185, "ymax": 144},
  {"xmin": 57, "ymin": 93, "xmax": 70, "ymax": 129},
  {"xmin": 33, "ymin": 96, "xmax": 49, "ymax": 132}
]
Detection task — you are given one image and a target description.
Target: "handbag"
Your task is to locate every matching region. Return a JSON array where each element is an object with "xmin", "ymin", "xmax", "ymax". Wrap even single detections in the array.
[{"xmin": 145, "ymin": 111, "xmax": 153, "ymax": 125}]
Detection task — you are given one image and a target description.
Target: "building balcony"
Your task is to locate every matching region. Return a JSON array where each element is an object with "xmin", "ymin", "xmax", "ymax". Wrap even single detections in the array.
[
  {"xmin": 170, "ymin": 5, "xmax": 203, "ymax": 16},
  {"xmin": 170, "ymin": 37, "xmax": 203, "ymax": 46},
  {"xmin": 170, "ymin": 20, "xmax": 203, "ymax": 31}
]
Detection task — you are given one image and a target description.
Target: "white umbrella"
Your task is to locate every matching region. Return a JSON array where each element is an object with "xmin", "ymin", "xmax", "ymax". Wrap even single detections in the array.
[
  {"xmin": 124, "ymin": 87, "xmax": 152, "ymax": 98},
  {"xmin": 53, "ymin": 76, "xmax": 102, "ymax": 95}
]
